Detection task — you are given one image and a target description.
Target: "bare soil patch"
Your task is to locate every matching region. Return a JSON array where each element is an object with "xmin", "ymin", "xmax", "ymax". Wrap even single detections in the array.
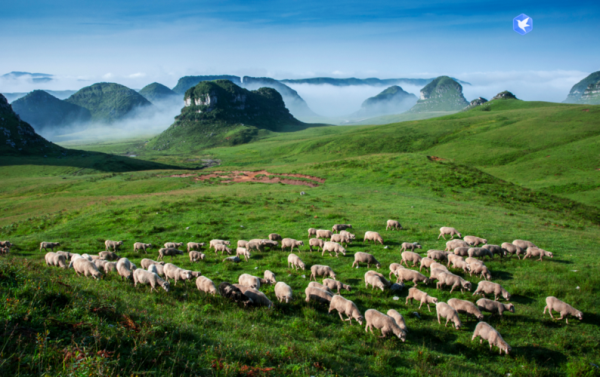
[{"xmin": 188, "ymin": 170, "xmax": 325, "ymax": 187}]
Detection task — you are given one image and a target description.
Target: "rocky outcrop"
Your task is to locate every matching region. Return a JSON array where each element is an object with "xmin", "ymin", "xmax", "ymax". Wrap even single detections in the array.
[
  {"xmin": 564, "ymin": 71, "xmax": 600, "ymax": 104},
  {"xmin": 579, "ymin": 81, "xmax": 600, "ymax": 105},
  {"xmin": 408, "ymin": 76, "xmax": 469, "ymax": 113},
  {"xmin": 463, "ymin": 97, "xmax": 488, "ymax": 111},
  {"xmin": 491, "ymin": 91, "xmax": 518, "ymax": 100}
]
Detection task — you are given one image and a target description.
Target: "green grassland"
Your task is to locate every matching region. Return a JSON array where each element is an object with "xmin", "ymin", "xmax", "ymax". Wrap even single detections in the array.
[{"xmin": 1, "ymin": 100, "xmax": 599, "ymax": 376}]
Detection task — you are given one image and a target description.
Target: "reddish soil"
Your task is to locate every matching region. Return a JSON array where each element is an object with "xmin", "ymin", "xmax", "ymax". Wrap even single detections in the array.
[
  {"xmin": 169, "ymin": 174, "xmax": 195, "ymax": 178},
  {"xmin": 427, "ymin": 156, "xmax": 445, "ymax": 161},
  {"xmin": 188, "ymin": 170, "xmax": 325, "ymax": 187}
]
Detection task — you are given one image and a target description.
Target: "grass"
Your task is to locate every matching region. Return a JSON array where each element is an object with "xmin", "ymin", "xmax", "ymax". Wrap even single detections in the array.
[{"xmin": 1, "ymin": 100, "xmax": 600, "ymax": 376}]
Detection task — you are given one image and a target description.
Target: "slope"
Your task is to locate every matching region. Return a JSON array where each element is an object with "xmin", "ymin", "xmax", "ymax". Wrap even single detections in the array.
[
  {"xmin": 138, "ymin": 82, "xmax": 180, "ymax": 103},
  {"xmin": 11, "ymin": 90, "xmax": 91, "ymax": 130},
  {"xmin": 353, "ymin": 85, "xmax": 418, "ymax": 118},
  {"xmin": 171, "ymin": 75, "xmax": 242, "ymax": 94},
  {"xmin": 408, "ymin": 76, "xmax": 469, "ymax": 112}
]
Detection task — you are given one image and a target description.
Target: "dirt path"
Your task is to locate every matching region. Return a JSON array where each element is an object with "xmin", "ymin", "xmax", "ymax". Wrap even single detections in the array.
[{"xmin": 170, "ymin": 170, "xmax": 326, "ymax": 187}]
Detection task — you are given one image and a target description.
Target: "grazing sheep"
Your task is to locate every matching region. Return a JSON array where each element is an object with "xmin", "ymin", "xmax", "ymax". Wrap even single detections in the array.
[
  {"xmin": 332, "ymin": 224, "xmax": 352, "ymax": 233},
  {"xmin": 401, "ymin": 251, "xmax": 422, "ymax": 267},
  {"xmin": 218, "ymin": 282, "xmax": 253, "ymax": 307},
  {"xmin": 389, "ymin": 263, "xmax": 405, "ymax": 279},
  {"xmin": 55, "ymin": 251, "xmax": 72, "ymax": 260},
  {"xmin": 427, "ymin": 250, "xmax": 448, "ymax": 262},
  {"xmin": 287, "ymin": 254, "xmax": 306, "ymax": 270},
  {"xmin": 363, "ymin": 231, "xmax": 384, "ymax": 245},
  {"xmin": 450, "ymin": 257, "xmax": 471, "ymax": 274},
  {"xmin": 281, "ymin": 238, "xmax": 304, "ymax": 252},
  {"xmin": 477, "ymin": 298, "xmax": 515, "ymax": 316},
  {"xmin": 308, "ymin": 238, "xmax": 325, "ymax": 252},
  {"xmin": 72, "ymin": 258, "xmax": 103, "ymax": 279},
  {"xmin": 116, "ymin": 258, "xmax": 137, "ymax": 281},
  {"xmin": 524, "ymin": 247, "xmax": 554, "ymax": 261},
  {"xmin": 105, "ymin": 240, "xmax": 123, "ymax": 251},
  {"xmin": 419, "ymin": 257, "xmax": 435, "ymax": 271},
  {"xmin": 0, "ymin": 247, "xmax": 9, "ymax": 255},
  {"xmin": 323, "ymin": 278, "xmax": 351, "ymax": 294},
  {"xmin": 80, "ymin": 254, "xmax": 95, "ymax": 261},
  {"xmin": 262, "ymin": 240, "xmax": 278, "ymax": 251},
  {"xmin": 305, "ymin": 286, "xmax": 334, "ymax": 304},
  {"xmin": 275, "ymin": 282, "xmax": 293, "ymax": 303},
  {"xmin": 268, "ymin": 233, "xmax": 282, "ymax": 241},
  {"xmin": 387, "ymin": 310, "xmax": 408, "ymax": 332},
  {"xmin": 134, "ymin": 242, "xmax": 153, "ymax": 254},
  {"xmin": 401, "ymin": 242, "xmax": 422, "ymax": 252},
  {"xmin": 472, "ymin": 322, "xmax": 511, "ymax": 355},
  {"xmin": 214, "ymin": 244, "xmax": 232, "ymax": 255},
  {"xmin": 482, "ymin": 244, "xmax": 505, "ymax": 258},
  {"xmin": 163, "ymin": 263, "xmax": 193, "ymax": 285},
  {"xmin": 316, "ymin": 229, "xmax": 333, "ymax": 239},
  {"xmin": 164, "ymin": 242, "xmax": 183, "ymax": 249},
  {"xmin": 187, "ymin": 242, "xmax": 205, "ymax": 252},
  {"xmin": 263, "ymin": 270, "xmax": 277, "ymax": 285},
  {"xmin": 429, "ymin": 262, "xmax": 448, "ymax": 272},
  {"xmin": 330, "ymin": 233, "xmax": 352, "ymax": 246},
  {"xmin": 147, "ymin": 264, "xmax": 159, "ymax": 275},
  {"xmin": 340, "ymin": 231, "xmax": 356, "ymax": 240},
  {"xmin": 469, "ymin": 263, "xmax": 492, "ymax": 280},
  {"xmin": 99, "ymin": 251, "xmax": 119, "ymax": 260},
  {"xmin": 40, "ymin": 242, "xmax": 60, "ymax": 252},
  {"xmin": 386, "ymin": 220, "xmax": 402, "ymax": 230},
  {"xmin": 468, "ymin": 247, "xmax": 493, "ymax": 260},
  {"xmin": 234, "ymin": 285, "xmax": 273, "ymax": 308},
  {"xmin": 406, "ymin": 287, "xmax": 438, "ymax": 311},
  {"xmin": 512, "ymin": 239, "xmax": 536, "ymax": 250},
  {"xmin": 364, "ymin": 309, "xmax": 406, "ymax": 341},
  {"xmin": 235, "ymin": 248, "xmax": 250, "ymax": 261},
  {"xmin": 196, "ymin": 276, "xmax": 217, "ymax": 296},
  {"xmin": 436, "ymin": 272, "xmax": 472, "ymax": 293},
  {"xmin": 436, "ymin": 302, "xmax": 462, "ymax": 329},
  {"xmin": 453, "ymin": 247, "xmax": 470, "ymax": 257},
  {"xmin": 210, "ymin": 240, "xmax": 231, "ymax": 250},
  {"xmin": 429, "ymin": 268, "xmax": 447, "ymax": 282},
  {"xmin": 133, "ymin": 269, "xmax": 170, "ymax": 292},
  {"xmin": 352, "ymin": 252, "xmax": 381, "ymax": 269},
  {"xmin": 465, "ymin": 257, "xmax": 483, "ymax": 266},
  {"xmin": 308, "ymin": 281, "xmax": 332, "ymax": 293},
  {"xmin": 103, "ymin": 262, "xmax": 118, "ymax": 274},
  {"xmin": 394, "ymin": 269, "xmax": 430, "ymax": 285},
  {"xmin": 308, "ymin": 228, "xmax": 317, "ymax": 237},
  {"xmin": 189, "ymin": 251, "xmax": 206, "ymax": 262},
  {"xmin": 445, "ymin": 239, "xmax": 469, "ymax": 251},
  {"xmin": 158, "ymin": 248, "xmax": 184, "ymax": 260},
  {"xmin": 322, "ymin": 241, "xmax": 347, "ymax": 257},
  {"xmin": 237, "ymin": 240, "xmax": 248, "ymax": 248},
  {"xmin": 448, "ymin": 298, "xmax": 484, "ymax": 321},
  {"xmin": 310, "ymin": 265, "xmax": 336, "ymax": 280},
  {"xmin": 365, "ymin": 271, "xmax": 402, "ymax": 292},
  {"xmin": 464, "ymin": 236, "xmax": 487, "ymax": 246},
  {"xmin": 329, "ymin": 295, "xmax": 363, "ymax": 325},
  {"xmin": 543, "ymin": 296, "xmax": 583, "ymax": 324},
  {"xmin": 93, "ymin": 259, "xmax": 109, "ymax": 271},
  {"xmin": 438, "ymin": 227, "xmax": 462, "ymax": 240},
  {"xmin": 0, "ymin": 241, "xmax": 12, "ymax": 248},
  {"xmin": 246, "ymin": 240, "xmax": 264, "ymax": 253},
  {"xmin": 473, "ymin": 281, "xmax": 511, "ymax": 301},
  {"xmin": 238, "ymin": 273, "xmax": 261, "ymax": 289},
  {"xmin": 223, "ymin": 256, "xmax": 241, "ymax": 263},
  {"xmin": 44, "ymin": 252, "xmax": 68, "ymax": 269},
  {"xmin": 140, "ymin": 258, "xmax": 165, "ymax": 269},
  {"xmin": 501, "ymin": 242, "xmax": 524, "ymax": 259},
  {"xmin": 447, "ymin": 253, "xmax": 461, "ymax": 266}
]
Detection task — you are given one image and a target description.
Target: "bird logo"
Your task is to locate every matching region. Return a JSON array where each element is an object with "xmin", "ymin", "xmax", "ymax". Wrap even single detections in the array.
[{"xmin": 513, "ymin": 14, "xmax": 533, "ymax": 35}]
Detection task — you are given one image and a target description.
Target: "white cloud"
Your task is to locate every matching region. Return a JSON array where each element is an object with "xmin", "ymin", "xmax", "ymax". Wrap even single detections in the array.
[
  {"xmin": 102, "ymin": 72, "xmax": 113, "ymax": 79},
  {"xmin": 127, "ymin": 72, "xmax": 146, "ymax": 78}
]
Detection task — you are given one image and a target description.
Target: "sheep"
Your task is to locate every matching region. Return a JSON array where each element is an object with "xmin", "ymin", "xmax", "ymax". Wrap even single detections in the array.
[
  {"xmin": 72, "ymin": 258, "xmax": 103, "ymax": 279},
  {"xmin": 0, "ymin": 241, "xmax": 12, "ymax": 248},
  {"xmin": 436, "ymin": 302, "xmax": 462, "ymax": 329},
  {"xmin": 322, "ymin": 241, "xmax": 346, "ymax": 257},
  {"xmin": 196, "ymin": 276, "xmax": 217, "ymax": 296},
  {"xmin": 308, "ymin": 228, "xmax": 317, "ymax": 237},
  {"xmin": 406, "ymin": 287, "xmax": 438, "ymax": 311},
  {"xmin": 329, "ymin": 295, "xmax": 363, "ymax": 325},
  {"xmin": 263, "ymin": 270, "xmax": 277, "ymax": 285},
  {"xmin": 316, "ymin": 229, "xmax": 333, "ymax": 239},
  {"xmin": 287, "ymin": 253, "xmax": 306, "ymax": 270},
  {"xmin": 482, "ymin": 244, "xmax": 505, "ymax": 258},
  {"xmin": 80, "ymin": 254, "xmax": 95, "ymax": 261},
  {"xmin": 427, "ymin": 250, "xmax": 448, "ymax": 262},
  {"xmin": 268, "ymin": 233, "xmax": 282, "ymax": 241},
  {"xmin": 330, "ymin": 233, "xmax": 352, "ymax": 246},
  {"xmin": 394, "ymin": 269, "xmax": 430, "ymax": 285},
  {"xmin": 223, "ymin": 256, "xmax": 241, "ymax": 263},
  {"xmin": 55, "ymin": 251, "xmax": 72, "ymax": 260},
  {"xmin": 465, "ymin": 257, "xmax": 483, "ymax": 266},
  {"xmin": 436, "ymin": 271, "xmax": 472, "ymax": 293},
  {"xmin": 450, "ymin": 257, "xmax": 471, "ymax": 274},
  {"xmin": 147, "ymin": 264, "xmax": 159, "ymax": 275},
  {"xmin": 310, "ymin": 265, "xmax": 336, "ymax": 280},
  {"xmin": 305, "ymin": 286, "xmax": 334, "ymax": 304},
  {"xmin": 429, "ymin": 268, "xmax": 447, "ymax": 282},
  {"xmin": 213, "ymin": 244, "xmax": 232, "ymax": 255},
  {"xmin": 158, "ymin": 248, "xmax": 184, "ymax": 260},
  {"xmin": 209, "ymin": 240, "xmax": 230, "ymax": 250},
  {"xmin": 189, "ymin": 251, "xmax": 206, "ymax": 262},
  {"xmin": 438, "ymin": 227, "xmax": 462, "ymax": 240},
  {"xmin": 163, "ymin": 242, "xmax": 183, "ymax": 249},
  {"xmin": 387, "ymin": 310, "xmax": 408, "ymax": 332},
  {"xmin": 0, "ymin": 247, "xmax": 9, "ymax": 255},
  {"xmin": 468, "ymin": 263, "xmax": 492, "ymax": 280},
  {"xmin": 237, "ymin": 240, "xmax": 248, "ymax": 249},
  {"xmin": 430, "ymin": 262, "xmax": 449, "ymax": 272},
  {"xmin": 447, "ymin": 253, "xmax": 461, "ymax": 266},
  {"xmin": 473, "ymin": 281, "xmax": 511, "ymax": 301},
  {"xmin": 523, "ymin": 247, "xmax": 554, "ymax": 261},
  {"xmin": 163, "ymin": 263, "xmax": 193, "ymax": 285},
  {"xmin": 501, "ymin": 242, "xmax": 524, "ymax": 259},
  {"xmin": 464, "ymin": 236, "xmax": 487, "ymax": 246},
  {"xmin": 235, "ymin": 247, "xmax": 250, "ymax": 261},
  {"xmin": 365, "ymin": 271, "xmax": 402, "ymax": 292},
  {"xmin": 99, "ymin": 251, "xmax": 119, "ymax": 260},
  {"xmin": 543, "ymin": 296, "xmax": 583, "ymax": 324},
  {"xmin": 44, "ymin": 252, "xmax": 68, "ymax": 269},
  {"xmin": 477, "ymin": 298, "xmax": 515, "ymax": 316},
  {"xmin": 234, "ymin": 285, "xmax": 273, "ymax": 308},
  {"xmin": 363, "ymin": 231, "xmax": 383, "ymax": 245},
  {"xmin": 275, "ymin": 282, "xmax": 293, "ymax": 303},
  {"xmin": 453, "ymin": 247, "xmax": 470, "ymax": 256},
  {"xmin": 308, "ymin": 281, "xmax": 332, "ymax": 293},
  {"xmin": 93, "ymin": 259, "xmax": 109, "ymax": 271},
  {"xmin": 40, "ymin": 242, "xmax": 60, "ymax": 252},
  {"xmin": 468, "ymin": 247, "xmax": 493, "ymax": 260},
  {"xmin": 401, "ymin": 251, "xmax": 422, "ymax": 267},
  {"xmin": 116, "ymin": 258, "xmax": 137, "ymax": 281},
  {"xmin": 472, "ymin": 322, "xmax": 511, "ymax": 355},
  {"xmin": 419, "ymin": 257, "xmax": 435, "ymax": 271},
  {"xmin": 386, "ymin": 220, "xmax": 402, "ymax": 230},
  {"xmin": 339, "ymin": 231, "xmax": 356, "ymax": 240},
  {"xmin": 400, "ymin": 242, "xmax": 421, "ymax": 253},
  {"xmin": 187, "ymin": 242, "xmax": 205, "ymax": 252},
  {"xmin": 448, "ymin": 298, "xmax": 484, "ymax": 321},
  {"xmin": 133, "ymin": 269, "xmax": 170, "ymax": 292},
  {"xmin": 218, "ymin": 282, "xmax": 253, "ymax": 307},
  {"xmin": 512, "ymin": 239, "xmax": 536, "ymax": 250},
  {"xmin": 261, "ymin": 240, "xmax": 279, "ymax": 251},
  {"xmin": 140, "ymin": 258, "xmax": 165, "ymax": 269},
  {"xmin": 352, "ymin": 252, "xmax": 381, "ymax": 269},
  {"xmin": 246, "ymin": 240, "xmax": 264, "ymax": 253},
  {"xmin": 364, "ymin": 309, "xmax": 406, "ymax": 341},
  {"xmin": 332, "ymin": 224, "xmax": 352, "ymax": 233},
  {"xmin": 238, "ymin": 273, "xmax": 261, "ymax": 289},
  {"xmin": 323, "ymin": 278, "xmax": 351, "ymax": 294},
  {"xmin": 445, "ymin": 239, "xmax": 469, "ymax": 251},
  {"xmin": 389, "ymin": 263, "xmax": 405, "ymax": 279},
  {"xmin": 133, "ymin": 242, "xmax": 153, "ymax": 254},
  {"xmin": 281, "ymin": 238, "xmax": 304, "ymax": 252},
  {"xmin": 308, "ymin": 238, "xmax": 325, "ymax": 252},
  {"xmin": 105, "ymin": 240, "xmax": 123, "ymax": 251}
]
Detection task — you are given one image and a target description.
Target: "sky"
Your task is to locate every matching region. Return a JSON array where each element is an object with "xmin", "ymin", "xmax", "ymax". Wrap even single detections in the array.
[{"xmin": 1, "ymin": 0, "xmax": 599, "ymax": 110}]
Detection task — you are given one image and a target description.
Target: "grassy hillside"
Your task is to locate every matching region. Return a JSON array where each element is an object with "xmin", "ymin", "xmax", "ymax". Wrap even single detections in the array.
[
  {"xmin": 11, "ymin": 90, "xmax": 91, "ymax": 130},
  {"xmin": 138, "ymin": 82, "xmax": 180, "ymax": 103}
]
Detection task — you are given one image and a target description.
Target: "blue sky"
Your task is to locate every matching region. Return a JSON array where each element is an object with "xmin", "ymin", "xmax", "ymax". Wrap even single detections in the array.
[{"xmin": 1, "ymin": 0, "xmax": 599, "ymax": 103}]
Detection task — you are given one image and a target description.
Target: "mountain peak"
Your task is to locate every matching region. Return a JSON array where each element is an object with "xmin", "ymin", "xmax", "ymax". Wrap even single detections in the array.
[{"xmin": 408, "ymin": 76, "xmax": 468, "ymax": 113}]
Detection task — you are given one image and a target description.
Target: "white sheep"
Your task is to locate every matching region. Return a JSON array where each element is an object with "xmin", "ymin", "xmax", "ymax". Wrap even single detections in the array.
[
  {"xmin": 427, "ymin": 250, "xmax": 448, "ymax": 262},
  {"xmin": 281, "ymin": 238, "xmax": 304, "ymax": 252},
  {"xmin": 263, "ymin": 270, "xmax": 277, "ymax": 285},
  {"xmin": 543, "ymin": 296, "xmax": 583, "ymax": 324},
  {"xmin": 436, "ymin": 271, "xmax": 472, "ymax": 293},
  {"xmin": 234, "ymin": 285, "xmax": 273, "ymax": 308},
  {"xmin": 275, "ymin": 282, "xmax": 293, "ymax": 303},
  {"xmin": 329, "ymin": 295, "xmax": 363, "ymax": 325},
  {"xmin": 287, "ymin": 253, "xmax": 306, "ymax": 270},
  {"xmin": 386, "ymin": 309, "xmax": 408, "ymax": 332},
  {"xmin": 99, "ymin": 251, "xmax": 119, "ymax": 260},
  {"xmin": 238, "ymin": 273, "xmax": 261, "ymax": 289},
  {"xmin": 364, "ymin": 309, "xmax": 406, "ymax": 341},
  {"xmin": 473, "ymin": 281, "xmax": 511, "ymax": 301},
  {"xmin": 365, "ymin": 271, "xmax": 401, "ymax": 292},
  {"xmin": 476, "ymin": 298, "xmax": 515, "ymax": 316},
  {"xmin": 189, "ymin": 251, "xmax": 206, "ymax": 262},
  {"xmin": 103, "ymin": 262, "xmax": 118, "ymax": 274},
  {"xmin": 330, "ymin": 233, "xmax": 352, "ymax": 246},
  {"xmin": 310, "ymin": 265, "xmax": 336, "ymax": 280},
  {"xmin": 209, "ymin": 239, "xmax": 230, "ymax": 250},
  {"xmin": 308, "ymin": 281, "xmax": 332, "ymax": 293},
  {"xmin": 308, "ymin": 238, "xmax": 324, "ymax": 252},
  {"xmin": 386, "ymin": 220, "xmax": 402, "ymax": 230},
  {"xmin": 450, "ymin": 257, "xmax": 471, "ymax": 274},
  {"xmin": 56, "ymin": 251, "xmax": 72, "ymax": 260},
  {"xmin": 305, "ymin": 286, "xmax": 333, "ymax": 304},
  {"xmin": 401, "ymin": 251, "xmax": 422, "ymax": 267},
  {"xmin": 339, "ymin": 231, "xmax": 356, "ymax": 240},
  {"xmin": 322, "ymin": 241, "xmax": 346, "ymax": 257},
  {"xmin": 464, "ymin": 236, "xmax": 487, "ymax": 246},
  {"xmin": 316, "ymin": 229, "xmax": 333, "ymax": 239},
  {"xmin": 236, "ymin": 247, "xmax": 251, "ymax": 261},
  {"xmin": 133, "ymin": 242, "xmax": 153, "ymax": 253},
  {"xmin": 308, "ymin": 228, "xmax": 317, "ymax": 237},
  {"xmin": 453, "ymin": 247, "xmax": 470, "ymax": 256},
  {"xmin": 45, "ymin": 252, "xmax": 68, "ymax": 269},
  {"xmin": 147, "ymin": 264, "xmax": 159, "ymax": 275},
  {"xmin": 105, "ymin": 240, "xmax": 123, "ymax": 251},
  {"xmin": 448, "ymin": 298, "xmax": 484, "ymax": 321},
  {"xmin": 140, "ymin": 258, "xmax": 165, "ymax": 269},
  {"xmin": 436, "ymin": 302, "xmax": 462, "ymax": 329},
  {"xmin": 512, "ymin": 239, "xmax": 536, "ymax": 250},
  {"xmin": 268, "ymin": 233, "xmax": 282, "ymax": 241},
  {"xmin": 116, "ymin": 258, "xmax": 137, "ymax": 281},
  {"xmin": 187, "ymin": 242, "xmax": 205, "ymax": 252},
  {"xmin": 501, "ymin": 242, "xmax": 524, "ymax": 259},
  {"xmin": 323, "ymin": 278, "xmax": 351, "ymax": 294},
  {"xmin": 389, "ymin": 263, "xmax": 405, "ymax": 279},
  {"xmin": 482, "ymin": 244, "xmax": 505, "ymax": 258},
  {"xmin": 445, "ymin": 239, "xmax": 468, "ymax": 251},
  {"xmin": 419, "ymin": 257, "xmax": 435, "ymax": 271},
  {"xmin": 523, "ymin": 247, "xmax": 553, "ymax": 261},
  {"xmin": 401, "ymin": 242, "xmax": 422, "ymax": 252},
  {"xmin": 237, "ymin": 240, "xmax": 248, "ymax": 249},
  {"xmin": 363, "ymin": 231, "xmax": 383, "ymax": 245},
  {"xmin": 394, "ymin": 268, "xmax": 430, "ymax": 285},
  {"xmin": 213, "ymin": 244, "xmax": 232, "ymax": 255},
  {"xmin": 196, "ymin": 276, "xmax": 217, "ymax": 295},
  {"xmin": 158, "ymin": 248, "xmax": 184, "ymax": 260},
  {"xmin": 472, "ymin": 322, "xmax": 511, "ymax": 355},
  {"xmin": 438, "ymin": 227, "xmax": 462, "ymax": 240},
  {"xmin": 133, "ymin": 269, "xmax": 170, "ymax": 292},
  {"xmin": 405, "ymin": 287, "xmax": 438, "ymax": 311},
  {"xmin": 468, "ymin": 247, "xmax": 493, "ymax": 260},
  {"xmin": 246, "ymin": 240, "xmax": 264, "ymax": 252},
  {"xmin": 468, "ymin": 263, "xmax": 492, "ymax": 280},
  {"xmin": 352, "ymin": 252, "xmax": 381, "ymax": 269},
  {"xmin": 163, "ymin": 263, "xmax": 193, "ymax": 285},
  {"xmin": 72, "ymin": 258, "xmax": 103, "ymax": 279}
]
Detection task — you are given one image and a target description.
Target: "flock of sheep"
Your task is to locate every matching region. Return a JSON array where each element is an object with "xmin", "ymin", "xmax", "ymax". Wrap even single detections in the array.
[{"xmin": 2, "ymin": 220, "xmax": 584, "ymax": 356}]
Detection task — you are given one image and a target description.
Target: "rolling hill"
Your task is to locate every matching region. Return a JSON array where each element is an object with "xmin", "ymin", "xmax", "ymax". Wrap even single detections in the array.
[
  {"xmin": 353, "ymin": 85, "xmax": 417, "ymax": 118},
  {"xmin": 138, "ymin": 82, "xmax": 180, "ymax": 103},
  {"xmin": 11, "ymin": 90, "xmax": 91, "ymax": 130},
  {"xmin": 281, "ymin": 76, "xmax": 471, "ymax": 86}
]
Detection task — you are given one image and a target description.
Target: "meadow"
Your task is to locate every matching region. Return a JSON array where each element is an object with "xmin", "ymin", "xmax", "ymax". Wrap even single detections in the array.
[{"xmin": 1, "ymin": 100, "xmax": 599, "ymax": 376}]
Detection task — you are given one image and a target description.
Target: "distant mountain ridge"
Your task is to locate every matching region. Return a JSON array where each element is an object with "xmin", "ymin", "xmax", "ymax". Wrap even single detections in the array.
[
  {"xmin": 139, "ymin": 83, "xmax": 179, "ymax": 103},
  {"xmin": 11, "ymin": 90, "xmax": 91, "ymax": 130},
  {"xmin": 354, "ymin": 85, "xmax": 417, "ymax": 118},
  {"xmin": 564, "ymin": 71, "xmax": 600, "ymax": 104},
  {"xmin": 1, "ymin": 71, "xmax": 53, "ymax": 83},
  {"xmin": 281, "ymin": 77, "xmax": 471, "ymax": 86}
]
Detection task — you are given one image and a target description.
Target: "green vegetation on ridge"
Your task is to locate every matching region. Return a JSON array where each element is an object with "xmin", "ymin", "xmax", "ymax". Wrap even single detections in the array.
[{"xmin": 11, "ymin": 90, "xmax": 91, "ymax": 130}]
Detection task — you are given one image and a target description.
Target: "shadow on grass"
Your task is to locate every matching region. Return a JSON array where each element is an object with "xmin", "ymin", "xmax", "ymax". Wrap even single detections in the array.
[
  {"xmin": 513, "ymin": 346, "xmax": 567, "ymax": 367},
  {"xmin": 509, "ymin": 294, "xmax": 536, "ymax": 305},
  {"xmin": 492, "ymin": 270, "xmax": 514, "ymax": 280}
]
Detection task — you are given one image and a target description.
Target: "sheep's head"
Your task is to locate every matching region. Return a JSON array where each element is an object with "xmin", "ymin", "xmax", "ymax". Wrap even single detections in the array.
[
  {"xmin": 507, "ymin": 303, "xmax": 515, "ymax": 313},
  {"xmin": 395, "ymin": 328, "xmax": 407, "ymax": 342},
  {"xmin": 355, "ymin": 315, "xmax": 364, "ymax": 325},
  {"xmin": 161, "ymin": 281, "xmax": 170, "ymax": 292},
  {"xmin": 429, "ymin": 296, "xmax": 439, "ymax": 304},
  {"xmin": 330, "ymin": 272, "xmax": 337, "ymax": 280},
  {"xmin": 456, "ymin": 233, "xmax": 462, "ymax": 238},
  {"xmin": 483, "ymin": 271, "xmax": 492, "ymax": 280},
  {"xmin": 299, "ymin": 262, "xmax": 306, "ymax": 270},
  {"xmin": 503, "ymin": 291, "xmax": 512, "ymax": 300},
  {"xmin": 92, "ymin": 269, "xmax": 103, "ymax": 280},
  {"xmin": 375, "ymin": 262, "xmax": 382, "ymax": 269},
  {"xmin": 501, "ymin": 343, "xmax": 512, "ymax": 355},
  {"xmin": 575, "ymin": 311, "xmax": 583, "ymax": 320},
  {"xmin": 546, "ymin": 251, "xmax": 554, "ymax": 258},
  {"xmin": 343, "ymin": 284, "xmax": 352, "ymax": 292},
  {"xmin": 462, "ymin": 281, "xmax": 472, "ymax": 291}
]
